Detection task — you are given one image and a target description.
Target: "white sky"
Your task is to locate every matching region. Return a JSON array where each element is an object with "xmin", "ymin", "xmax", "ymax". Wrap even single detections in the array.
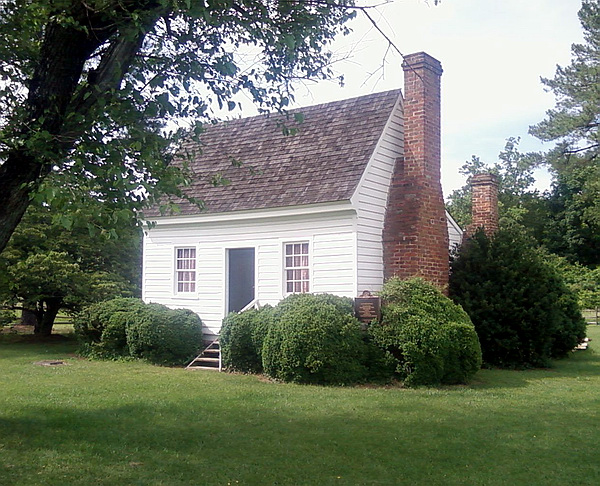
[{"xmin": 287, "ymin": 0, "xmax": 585, "ymax": 195}]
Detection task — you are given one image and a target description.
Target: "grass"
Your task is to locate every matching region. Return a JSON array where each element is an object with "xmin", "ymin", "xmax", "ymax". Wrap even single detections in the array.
[{"xmin": 1, "ymin": 328, "xmax": 599, "ymax": 485}]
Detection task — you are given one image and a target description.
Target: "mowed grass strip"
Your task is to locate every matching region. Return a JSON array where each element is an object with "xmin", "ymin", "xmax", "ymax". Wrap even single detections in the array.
[{"xmin": 1, "ymin": 328, "xmax": 599, "ymax": 486}]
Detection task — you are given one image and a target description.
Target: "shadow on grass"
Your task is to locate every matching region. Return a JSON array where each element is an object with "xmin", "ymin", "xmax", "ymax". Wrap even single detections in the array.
[
  {"xmin": 1, "ymin": 386, "xmax": 599, "ymax": 486},
  {"xmin": 0, "ymin": 334, "xmax": 78, "ymax": 361},
  {"xmin": 2, "ymin": 331, "xmax": 600, "ymax": 484},
  {"xmin": 470, "ymin": 326, "xmax": 600, "ymax": 390}
]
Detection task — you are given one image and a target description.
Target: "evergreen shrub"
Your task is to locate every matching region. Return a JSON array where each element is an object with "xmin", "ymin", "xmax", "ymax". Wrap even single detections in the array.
[
  {"xmin": 262, "ymin": 293, "xmax": 369, "ymax": 385},
  {"xmin": 370, "ymin": 278, "xmax": 481, "ymax": 386},
  {"xmin": 220, "ymin": 305, "xmax": 274, "ymax": 373},
  {"xmin": 450, "ymin": 226, "xmax": 587, "ymax": 368},
  {"xmin": 126, "ymin": 304, "xmax": 203, "ymax": 366}
]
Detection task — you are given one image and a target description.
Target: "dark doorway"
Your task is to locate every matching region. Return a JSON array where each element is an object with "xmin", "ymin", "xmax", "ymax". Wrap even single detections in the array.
[{"xmin": 227, "ymin": 248, "xmax": 255, "ymax": 313}]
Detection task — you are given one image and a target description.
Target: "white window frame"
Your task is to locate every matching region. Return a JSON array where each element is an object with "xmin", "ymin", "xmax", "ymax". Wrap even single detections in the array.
[
  {"xmin": 174, "ymin": 247, "xmax": 197, "ymax": 295},
  {"xmin": 283, "ymin": 241, "xmax": 310, "ymax": 294}
]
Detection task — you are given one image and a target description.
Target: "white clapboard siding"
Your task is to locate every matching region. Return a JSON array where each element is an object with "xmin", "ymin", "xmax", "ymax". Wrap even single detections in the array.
[
  {"xmin": 447, "ymin": 212, "xmax": 464, "ymax": 250},
  {"xmin": 351, "ymin": 94, "xmax": 404, "ymax": 293},
  {"xmin": 143, "ymin": 208, "xmax": 357, "ymax": 335}
]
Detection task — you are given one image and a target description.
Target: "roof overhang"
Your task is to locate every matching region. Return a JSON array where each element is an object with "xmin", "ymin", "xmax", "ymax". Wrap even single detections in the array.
[{"xmin": 144, "ymin": 200, "xmax": 356, "ymax": 228}]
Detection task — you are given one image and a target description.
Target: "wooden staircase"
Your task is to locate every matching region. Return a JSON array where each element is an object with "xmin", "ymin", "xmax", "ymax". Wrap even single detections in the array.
[{"xmin": 186, "ymin": 339, "xmax": 221, "ymax": 371}]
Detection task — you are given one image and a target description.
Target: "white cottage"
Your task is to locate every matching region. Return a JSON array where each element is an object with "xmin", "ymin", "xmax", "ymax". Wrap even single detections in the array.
[{"xmin": 143, "ymin": 52, "xmax": 460, "ymax": 338}]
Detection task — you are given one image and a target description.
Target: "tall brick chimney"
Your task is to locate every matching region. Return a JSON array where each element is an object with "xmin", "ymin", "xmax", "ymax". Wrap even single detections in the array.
[
  {"xmin": 468, "ymin": 173, "xmax": 499, "ymax": 236},
  {"xmin": 383, "ymin": 52, "xmax": 449, "ymax": 290}
]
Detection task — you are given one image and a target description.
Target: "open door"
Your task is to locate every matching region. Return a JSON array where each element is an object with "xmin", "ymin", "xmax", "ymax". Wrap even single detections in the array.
[{"xmin": 227, "ymin": 248, "xmax": 255, "ymax": 313}]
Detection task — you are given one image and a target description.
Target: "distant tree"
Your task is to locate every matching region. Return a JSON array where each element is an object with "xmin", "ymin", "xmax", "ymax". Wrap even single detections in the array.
[
  {"xmin": 544, "ymin": 252, "xmax": 600, "ymax": 310},
  {"xmin": 540, "ymin": 165, "xmax": 600, "ymax": 266},
  {"xmin": 0, "ymin": 204, "xmax": 140, "ymax": 335},
  {"xmin": 529, "ymin": 0, "xmax": 600, "ymax": 265}
]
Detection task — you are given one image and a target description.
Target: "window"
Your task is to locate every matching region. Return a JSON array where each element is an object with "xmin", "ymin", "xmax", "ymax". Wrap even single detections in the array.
[
  {"xmin": 175, "ymin": 248, "xmax": 196, "ymax": 293},
  {"xmin": 284, "ymin": 242, "xmax": 309, "ymax": 293}
]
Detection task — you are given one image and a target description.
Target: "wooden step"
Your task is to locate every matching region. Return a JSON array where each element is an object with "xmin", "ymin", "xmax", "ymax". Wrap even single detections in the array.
[
  {"xmin": 187, "ymin": 366, "xmax": 220, "ymax": 371},
  {"xmin": 186, "ymin": 339, "xmax": 221, "ymax": 371}
]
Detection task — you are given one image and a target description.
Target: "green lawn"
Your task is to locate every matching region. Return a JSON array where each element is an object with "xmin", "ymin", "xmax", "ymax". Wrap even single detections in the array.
[{"xmin": 1, "ymin": 328, "xmax": 599, "ymax": 486}]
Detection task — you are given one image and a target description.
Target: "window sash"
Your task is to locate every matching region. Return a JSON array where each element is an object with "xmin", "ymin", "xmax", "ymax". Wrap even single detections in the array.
[
  {"xmin": 284, "ymin": 242, "xmax": 309, "ymax": 293},
  {"xmin": 176, "ymin": 248, "xmax": 196, "ymax": 293}
]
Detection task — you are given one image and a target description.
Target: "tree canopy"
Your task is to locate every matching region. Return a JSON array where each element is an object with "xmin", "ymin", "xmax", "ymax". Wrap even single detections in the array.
[
  {"xmin": 0, "ymin": 0, "xmax": 360, "ymax": 253},
  {"xmin": 448, "ymin": 0, "xmax": 600, "ymax": 269},
  {"xmin": 529, "ymin": 0, "xmax": 600, "ymax": 264}
]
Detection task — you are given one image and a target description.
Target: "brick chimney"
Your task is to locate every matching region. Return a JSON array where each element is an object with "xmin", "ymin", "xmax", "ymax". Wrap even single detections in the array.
[
  {"xmin": 383, "ymin": 52, "xmax": 449, "ymax": 290},
  {"xmin": 468, "ymin": 173, "xmax": 499, "ymax": 236}
]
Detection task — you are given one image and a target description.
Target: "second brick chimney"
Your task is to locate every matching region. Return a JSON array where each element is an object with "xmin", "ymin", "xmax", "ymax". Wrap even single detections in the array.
[
  {"xmin": 468, "ymin": 173, "xmax": 499, "ymax": 236},
  {"xmin": 382, "ymin": 52, "xmax": 449, "ymax": 290}
]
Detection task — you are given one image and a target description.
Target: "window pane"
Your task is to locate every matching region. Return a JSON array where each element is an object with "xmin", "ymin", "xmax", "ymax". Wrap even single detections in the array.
[
  {"xmin": 301, "ymin": 256, "xmax": 308, "ymax": 266},
  {"xmin": 285, "ymin": 245, "xmax": 293, "ymax": 255},
  {"xmin": 294, "ymin": 243, "xmax": 301, "ymax": 254},
  {"xmin": 302, "ymin": 281, "xmax": 309, "ymax": 293},
  {"xmin": 294, "ymin": 282, "xmax": 301, "ymax": 292},
  {"xmin": 287, "ymin": 282, "xmax": 294, "ymax": 292}
]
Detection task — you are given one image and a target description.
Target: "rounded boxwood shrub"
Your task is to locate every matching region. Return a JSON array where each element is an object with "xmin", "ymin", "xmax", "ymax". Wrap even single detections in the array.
[
  {"xmin": 126, "ymin": 304, "xmax": 203, "ymax": 366},
  {"xmin": 450, "ymin": 226, "xmax": 587, "ymax": 368},
  {"xmin": 74, "ymin": 297, "xmax": 146, "ymax": 357},
  {"xmin": 370, "ymin": 278, "xmax": 482, "ymax": 386},
  {"xmin": 262, "ymin": 293, "xmax": 368, "ymax": 385},
  {"xmin": 220, "ymin": 305, "xmax": 274, "ymax": 373}
]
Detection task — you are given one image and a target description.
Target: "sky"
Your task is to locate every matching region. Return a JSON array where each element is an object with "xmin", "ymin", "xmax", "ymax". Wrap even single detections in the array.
[{"xmin": 285, "ymin": 0, "xmax": 585, "ymax": 196}]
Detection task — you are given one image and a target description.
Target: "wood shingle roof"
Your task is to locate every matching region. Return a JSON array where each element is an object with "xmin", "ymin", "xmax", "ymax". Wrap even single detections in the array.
[{"xmin": 150, "ymin": 89, "xmax": 402, "ymax": 216}]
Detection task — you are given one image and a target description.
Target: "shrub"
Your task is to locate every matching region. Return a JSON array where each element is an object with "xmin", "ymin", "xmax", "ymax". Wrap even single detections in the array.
[
  {"xmin": 370, "ymin": 278, "xmax": 481, "ymax": 386},
  {"xmin": 262, "ymin": 293, "xmax": 368, "ymax": 385},
  {"xmin": 440, "ymin": 322, "xmax": 483, "ymax": 385},
  {"xmin": 450, "ymin": 226, "xmax": 587, "ymax": 368},
  {"xmin": 73, "ymin": 297, "xmax": 146, "ymax": 357},
  {"xmin": 126, "ymin": 304, "xmax": 203, "ymax": 366},
  {"xmin": 220, "ymin": 305, "xmax": 274, "ymax": 373}
]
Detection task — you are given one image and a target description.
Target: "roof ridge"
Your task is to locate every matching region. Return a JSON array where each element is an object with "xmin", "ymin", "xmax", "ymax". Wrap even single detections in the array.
[{"xmin": 210, "ymin": 88, "xmax": 402, "ymax": 127}]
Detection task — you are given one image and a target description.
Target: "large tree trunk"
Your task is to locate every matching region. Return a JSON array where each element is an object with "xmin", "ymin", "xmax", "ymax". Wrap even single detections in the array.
[
  {"xmin": 0, "ymin": 3, "xmax": 163, "ymax": 253},
  {"xmin": 20, "ymin": 308, "xmax": 38, "ymax": 326},
  {"xmin": 0, "ymin": 20, "xmax": 107, "ymax": 253},
  {"xmin": 33, "ymin": 299, "xmax": 63, "ymax": 337}
]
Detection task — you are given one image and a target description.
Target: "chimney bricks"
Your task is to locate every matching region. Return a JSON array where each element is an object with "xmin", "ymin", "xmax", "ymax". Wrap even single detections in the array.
[
  {"xmin": 468, "ymin": 173, "xmax": 499, "ymax": 236},
  {"xmin": 382, "ymin": 52, "xmax": 449, "ymax": 290}
]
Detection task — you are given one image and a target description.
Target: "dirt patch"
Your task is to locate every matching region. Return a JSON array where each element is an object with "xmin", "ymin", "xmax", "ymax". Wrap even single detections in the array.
[{"xmin": 33, "ymin": 360, "xmax": 69, "ymax": 366}]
